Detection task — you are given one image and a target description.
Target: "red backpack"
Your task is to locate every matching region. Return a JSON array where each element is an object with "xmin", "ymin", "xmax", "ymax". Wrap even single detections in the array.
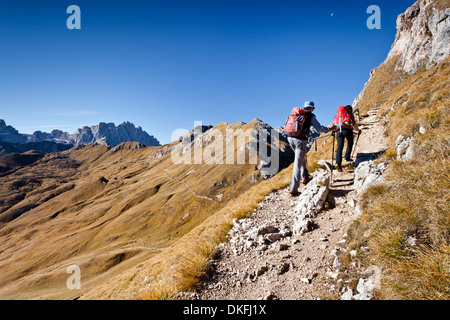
[
  {"xmin": 333, "ymin": 106, "xmax": 354, "ymax": 130},
  {"xmin": 284, "ymin": 107, "xmax": 309, "ymax": 137}
]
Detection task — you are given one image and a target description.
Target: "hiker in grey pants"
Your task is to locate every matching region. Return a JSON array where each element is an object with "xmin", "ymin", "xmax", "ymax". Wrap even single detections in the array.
[{"xmin": 287, "ymin": 101, "xmax": 329, "ymax": 196}]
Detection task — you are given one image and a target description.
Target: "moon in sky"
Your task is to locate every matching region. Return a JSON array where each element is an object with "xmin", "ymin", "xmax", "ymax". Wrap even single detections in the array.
[{"xmin": 331, "ymin": 13, "xmax": 334, "ymax": 16}]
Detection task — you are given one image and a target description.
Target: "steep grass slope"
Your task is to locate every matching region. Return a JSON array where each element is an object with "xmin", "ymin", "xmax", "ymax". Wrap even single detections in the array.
[
  {"xmin": 348, "ymin": 57, "xmax": 449, "ymax": 300},
  {"xmin": 0, "ymin": 119, "xmax": 292, "ymax": 299},
  {"xmin": 345, "ymin": 0, "xmax": 449, "ymax": 299}
]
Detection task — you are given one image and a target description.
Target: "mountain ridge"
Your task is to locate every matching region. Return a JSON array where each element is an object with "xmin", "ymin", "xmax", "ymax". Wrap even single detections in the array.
[{"xmin": 0, "ymin": 119, "xmax": 161, "ymax": 148}]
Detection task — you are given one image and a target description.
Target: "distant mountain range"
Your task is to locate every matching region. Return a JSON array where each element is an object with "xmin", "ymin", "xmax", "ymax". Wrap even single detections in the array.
[{"xmin": 0, "ymin": 119, "xmax": 161, "ymax": 153}]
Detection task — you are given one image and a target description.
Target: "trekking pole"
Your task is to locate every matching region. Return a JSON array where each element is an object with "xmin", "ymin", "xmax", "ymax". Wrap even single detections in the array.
[
  {"xmin": 323, "ymin": 135, "xmax": 333, "ymax": 145},
  {"xmin": 330, "ymin": 131, "xmax": 336, "ymax": 186},
  {"xmin": 312, "ymin": 133, "xmax": 335, "ymax": 151},
  {"xmin": 351, "ymin": 130, "xmax": 361, "ymax": 159},
  {"xmin": 312, "ymin": 133, "xmax": 335, "ymax": 142}
]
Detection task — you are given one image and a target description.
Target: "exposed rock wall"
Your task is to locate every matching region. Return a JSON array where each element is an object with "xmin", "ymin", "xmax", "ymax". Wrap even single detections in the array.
[
  {"xmin": 353, "ymin": 0, "xmax": 449, "ymax": 108},
  {"xmin": 387, "ymin": 0, "xmax": 450, "ymax": 74}
]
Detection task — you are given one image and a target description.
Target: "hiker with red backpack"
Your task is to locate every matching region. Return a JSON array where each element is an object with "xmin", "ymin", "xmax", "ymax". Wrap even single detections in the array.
[
  {"xmin": 284, "ymin": 101, "xmax": 329, "ymax": 197},
  {"xmin": 330, "ymin": 105, "xmax": 360, "ymax": 172}
]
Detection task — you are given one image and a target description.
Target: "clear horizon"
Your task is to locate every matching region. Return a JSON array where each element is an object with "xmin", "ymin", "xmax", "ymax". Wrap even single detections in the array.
[{"xmin": 0, "ymin": 0, "xmax": 416, "ymax": 144}]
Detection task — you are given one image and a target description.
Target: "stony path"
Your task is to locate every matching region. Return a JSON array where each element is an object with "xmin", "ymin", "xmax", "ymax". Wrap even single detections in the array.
[
  {"xmin": 183, "ymin": 109, "xmax": 387, "ymax": 300},
  {"xmin": 161, "ymin": 168, "xmax": 223, "ymax": 205}
]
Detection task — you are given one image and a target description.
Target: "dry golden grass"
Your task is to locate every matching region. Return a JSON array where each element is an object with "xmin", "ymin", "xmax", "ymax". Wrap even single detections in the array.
[
  {"xmin": 383, "ymin": 242, "xmax": 450, "ymax": 300},
  {"xmin": 0, "ymin": 120, "xmax": 293, "ymax": 299},
  {"xmin": 356, "ymin": 56, "xmax": 449, "ymax": 147},
  {"xmin": 137, "ymin": 129, "xmax": 343, "ymax": 300},
  {"xmin": 346, "ymin": 57, "xmax": 450, "ymax": 300},
  {"xmin": 136, "ymin": 124, "xmax": 355, "ymax": 300},
  {"xmin": 139, "ymin": 57, "xmax": 450, "ymax": 300},
  {"xmin": 3, "ymin": 56, "xmax": 448, "ymax": 300},
  {"xmin": 137, "ymin": 162, "xmax": 294, "ymax": 300}
]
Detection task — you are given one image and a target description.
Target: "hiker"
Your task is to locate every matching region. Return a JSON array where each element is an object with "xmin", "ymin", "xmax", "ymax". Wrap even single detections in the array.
[
  {"xmin": 284, "ymin": 101, "xmax": 329, "ymax": 197},
  {"xmin": 331, "ymin": 105, "xmax": 360, "ymax": 172}
]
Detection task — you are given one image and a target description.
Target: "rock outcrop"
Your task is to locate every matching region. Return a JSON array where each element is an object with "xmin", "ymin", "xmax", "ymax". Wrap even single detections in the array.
[
  {"xmin": 341, "ymin": 266, "xmax": 381, "ymax": 300},
  {"xmin": 396, "ymin": 134, "xmax": 415, "ymax": 160},
  {"xmin": 387, "ymin": 0, "xmax": 450, "ymax": 74},
  {"xmin": 353, "ymin": 0, "xmax": 449, "ymax": 108},
  {"xmin": 211, "ymin": 171, "xmax": 331, "ymax": 259},
  {"xmin": 291, "ymin": 171, "xmax": 330, "ymax": 235},
  {"xmin": 0, "ymin": 120, "xmax": 27, "ymax": 144},
  {"xmin": 353, "ymin": 160, "xmax": 386, "ymax": 194}
]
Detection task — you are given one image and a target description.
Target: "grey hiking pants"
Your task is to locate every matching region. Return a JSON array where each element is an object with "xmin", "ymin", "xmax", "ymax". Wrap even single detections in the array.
[{"xmin": 288, "ymin": 137, "xmax": 309, "ymax": 192}]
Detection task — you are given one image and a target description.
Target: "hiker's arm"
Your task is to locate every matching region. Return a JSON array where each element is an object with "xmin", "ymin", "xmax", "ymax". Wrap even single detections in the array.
[
  {"xmin": 327, "ymin": 123, "xmax": 337, "ymax": 132},
  {"xmin": 311, "ymin": 116, "xmax": 329, "ymax": 133}
]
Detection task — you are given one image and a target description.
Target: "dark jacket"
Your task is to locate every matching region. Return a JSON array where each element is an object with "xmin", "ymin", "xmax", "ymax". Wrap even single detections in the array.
[{"xmin": 296, "ymin": 112, "xmax": 329, "ymax": 140}]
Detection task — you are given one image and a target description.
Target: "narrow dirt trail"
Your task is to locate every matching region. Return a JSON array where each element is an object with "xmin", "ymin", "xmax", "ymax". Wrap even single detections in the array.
[
  {"xmin": 185, "ymin": 109, "xmax": 387, "ymax": 300},
  {"xmin": 161, "ymin": 168, "xmax": 223, "ymax": 206}
]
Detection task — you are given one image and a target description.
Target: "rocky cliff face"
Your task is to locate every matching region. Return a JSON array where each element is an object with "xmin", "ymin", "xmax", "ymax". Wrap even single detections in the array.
[
  {"xmin": 0, "ymin": 120, "xmax": 27, "ymax": 144},
  {"xmin": 387, "ymin": 0, "xmax": 449, "ymax": 74},
  {"xmin": 86, "ymin": 121, "xmax": 160, "ymax": 147},
  {"xmin": 354, "ymin": 0, "xmax": 449, "ymax": 108}
]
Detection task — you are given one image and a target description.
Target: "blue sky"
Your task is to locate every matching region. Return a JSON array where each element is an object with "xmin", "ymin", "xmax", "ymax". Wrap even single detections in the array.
[{"xmin": 0, "ymin": 0, "xmax": 415, "ymax": 144}]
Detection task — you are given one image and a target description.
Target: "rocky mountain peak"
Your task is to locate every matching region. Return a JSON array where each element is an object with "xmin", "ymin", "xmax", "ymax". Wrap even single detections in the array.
[
  {"xmin": 353, "ymin": 0, "xmax": 449, "ymax": 108},
  {"xmin": 387, "ymin": 0, "xmax": 449, "ymax": 74},
  {"xmin": 65, "ymin": 122, "xmax": 161, "ymax": 147},
  {"xmin": 0, "ymin": 119, "xmax": 161, "ymax": 149},
  {"xmin": 0, "ymin": 119, "xmax": 27, "ymax": 144}
]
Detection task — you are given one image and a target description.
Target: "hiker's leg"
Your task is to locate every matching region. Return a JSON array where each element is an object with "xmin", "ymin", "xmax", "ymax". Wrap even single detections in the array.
[
  {"xmin": 335, "ymin": 131, "xmax": 345, "ymax": 166},
  {"xmin": 344, "ymin": 129, "xmax": 354, "ymax": 160},
  {"xmin": 299, "ymin": 140, "xmax": 309, "ymax": 181},
  {"xmin": 288, "ymin": 138, "xmax": 302, "ymax": 192}
]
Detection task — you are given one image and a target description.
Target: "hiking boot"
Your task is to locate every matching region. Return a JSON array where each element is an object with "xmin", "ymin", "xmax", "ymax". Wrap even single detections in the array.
[
  {"xmin": 301, "ymin": 177, "xmax": 312, "ymax": 185},
  {"xmin": 289, "ymin": 190, "xmax": 300, "ymax": 197},
  {"xmin": 335, "ymin": 164, "xmax": 343, "ymax": 172},
  {"xmin": 344, "ymin": 158, "xmax": 354, "ymax": 162}
]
